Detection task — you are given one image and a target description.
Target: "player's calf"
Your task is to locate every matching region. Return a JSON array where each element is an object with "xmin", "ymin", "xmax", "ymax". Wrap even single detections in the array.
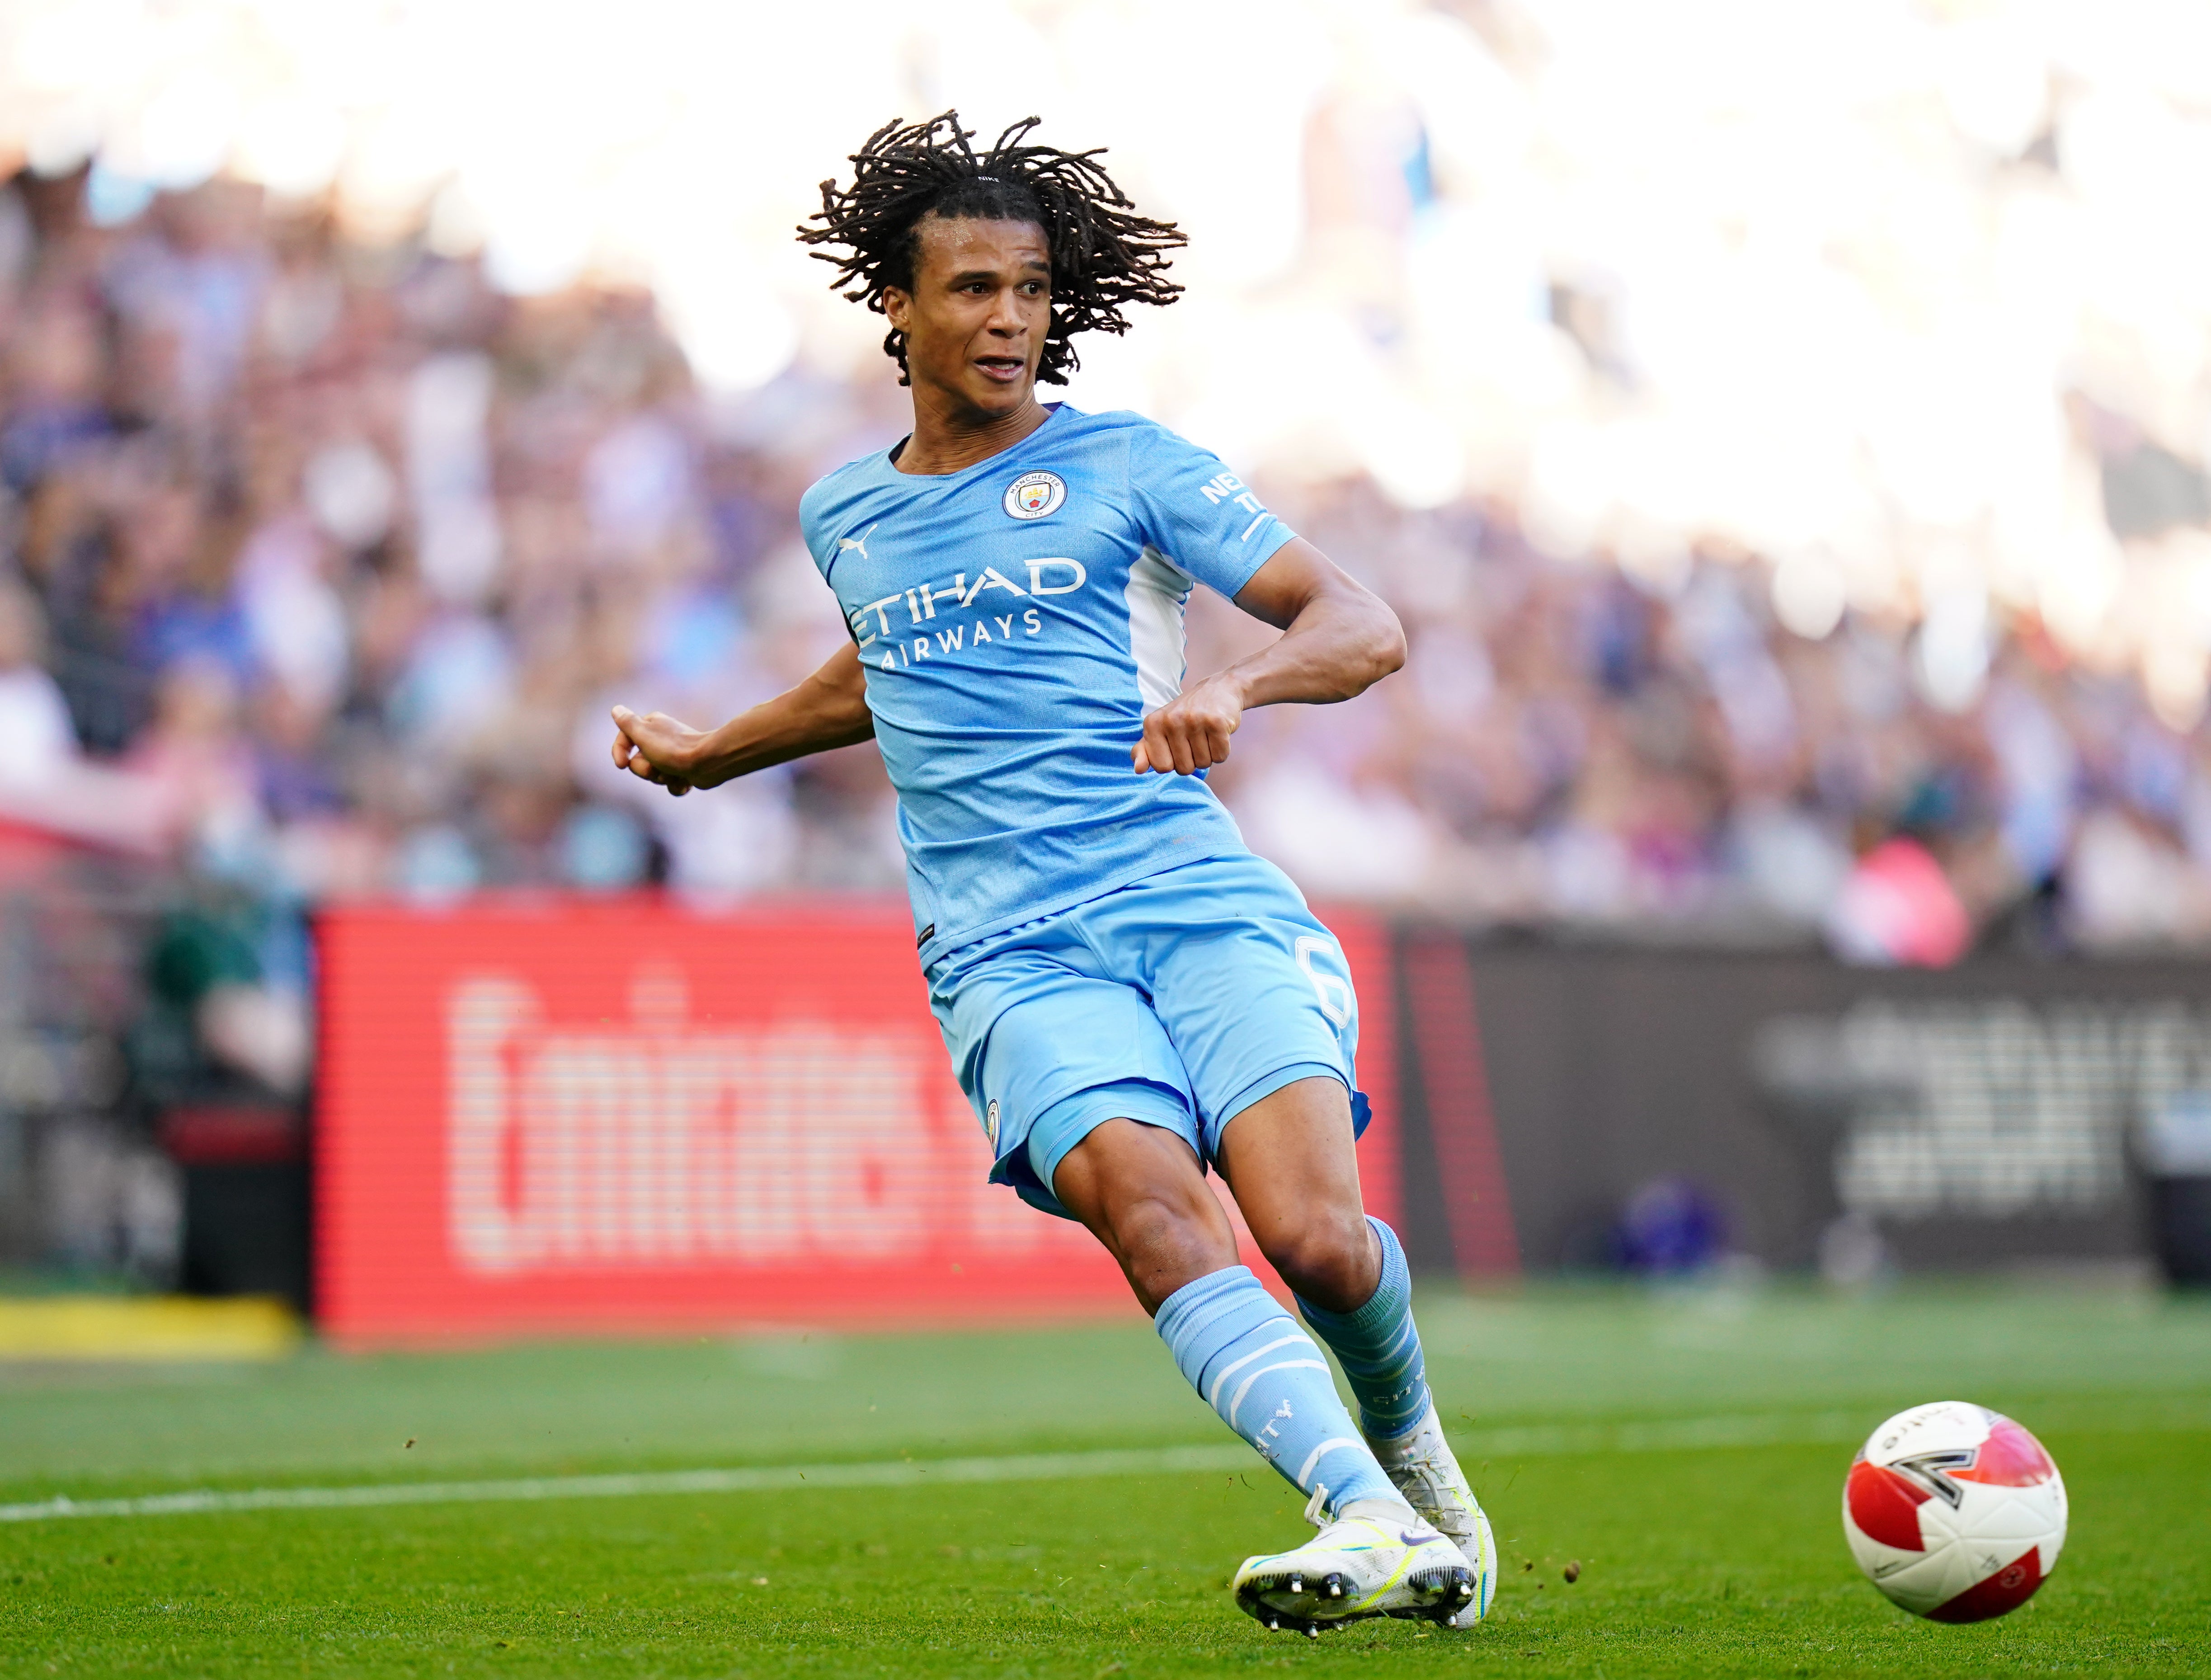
[
  {"xmin": 1292, "ymin": 1216, "xmax": 1496, "ymax": 1624},
  {"xmin": 1256, "ymin": 1208, "xmax": 1380, "ymax": 1315},
  {"xmin": 1293, "ymin": 1218, "xmax": 1431, "ymax": 1443}
]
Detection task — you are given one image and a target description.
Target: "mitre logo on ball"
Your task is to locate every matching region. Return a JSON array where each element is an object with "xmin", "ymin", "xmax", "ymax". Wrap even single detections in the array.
[{"xmin": 1843, "ymin": 1401, "xmax": 2067, "ymax": 1623}]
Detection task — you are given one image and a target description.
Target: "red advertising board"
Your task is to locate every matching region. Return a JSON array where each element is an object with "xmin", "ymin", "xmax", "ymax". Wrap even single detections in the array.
[{"xmin": 315, "ymin": 896, "xmax": 1397, "ymax": 1347}]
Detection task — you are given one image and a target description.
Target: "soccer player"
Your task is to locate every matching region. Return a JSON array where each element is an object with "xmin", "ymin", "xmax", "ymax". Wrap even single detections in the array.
[{"xmin": 610, "ymin": 114, "xmax": 1496, "ymax": 1635}]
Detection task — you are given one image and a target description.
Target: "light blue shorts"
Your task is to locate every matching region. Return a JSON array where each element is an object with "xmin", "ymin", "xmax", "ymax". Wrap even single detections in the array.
[{"xmin": 925, "ymin": 852, "xmax": 1369, "ymax": 1220}]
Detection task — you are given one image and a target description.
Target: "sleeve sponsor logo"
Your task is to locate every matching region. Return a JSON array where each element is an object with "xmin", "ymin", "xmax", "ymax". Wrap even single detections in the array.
[{"xmin": 1199, "ymin": 471, "xmax": 1271, "ymax": 541}]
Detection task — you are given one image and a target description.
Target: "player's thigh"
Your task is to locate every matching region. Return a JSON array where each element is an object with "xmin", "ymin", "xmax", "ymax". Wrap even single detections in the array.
[
  {"xmin": 933, "ymin": 944, "xmax": 1197, "ymax": 1199},
  {"xmin": 1120, "ymin": 855, "xmax": 1364, "ymax": 1143}
]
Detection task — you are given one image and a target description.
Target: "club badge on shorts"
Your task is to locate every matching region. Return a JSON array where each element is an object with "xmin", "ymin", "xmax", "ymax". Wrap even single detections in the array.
[{"xmin": 1003, "ymin": 470, "xmax": 1066, "ymax": 520}]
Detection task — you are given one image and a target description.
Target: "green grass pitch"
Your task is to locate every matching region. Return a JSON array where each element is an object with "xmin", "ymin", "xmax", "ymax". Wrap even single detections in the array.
[{"xmin": 3, "ymin": 1284, "xmax": 2207, "ymax": 1677}]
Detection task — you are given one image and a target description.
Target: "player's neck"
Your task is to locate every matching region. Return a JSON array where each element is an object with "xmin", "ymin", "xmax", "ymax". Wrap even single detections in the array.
[{"xmin": 894, "ymin": 386, "xmax": 1052, "ymax": 476}]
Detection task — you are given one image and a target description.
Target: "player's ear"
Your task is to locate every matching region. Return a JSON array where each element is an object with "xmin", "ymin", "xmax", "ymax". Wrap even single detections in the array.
[{"xmin": 882, "ymin": 285, "xmax": 913, "ymax": 334}]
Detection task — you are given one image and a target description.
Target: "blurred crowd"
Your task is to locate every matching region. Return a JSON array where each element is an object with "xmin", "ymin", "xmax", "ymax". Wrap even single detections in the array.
[
  {"xmin": 0, "ymin": 169, "xmax": 903, "ymax": 913},
  {"xmin": 3, "ymin": 167, "xmax": 2210, "ymax": 975},
  {"xmin": 1217, "ymin": 482, "xmax": 2211, "ymax": 960}
]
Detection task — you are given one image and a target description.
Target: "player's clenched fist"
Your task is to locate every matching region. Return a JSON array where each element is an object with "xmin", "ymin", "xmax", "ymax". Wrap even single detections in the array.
[
  {"xmin": 610, "ymin": 705, "xmax": 703, "ymax": 797},
  {"xmin": 1133, "ymin": 674, "xmax": 1245, "ymax": 776}
]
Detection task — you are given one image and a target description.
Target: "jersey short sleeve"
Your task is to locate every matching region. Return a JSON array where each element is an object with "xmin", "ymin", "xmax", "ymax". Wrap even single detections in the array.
[
  {"xmin": 796, "ymin": 476, "xmax": 839, "ymax": 579},
  {"xmin": 1125, "ymin": 423, "xmax": 1295, "ymax": 600}
]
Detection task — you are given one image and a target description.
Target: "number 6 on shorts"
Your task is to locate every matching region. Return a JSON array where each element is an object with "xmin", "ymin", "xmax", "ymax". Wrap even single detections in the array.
[{"xmin": 1293, "ymin": 936, "xmax": 1352, "ymax": 1029}]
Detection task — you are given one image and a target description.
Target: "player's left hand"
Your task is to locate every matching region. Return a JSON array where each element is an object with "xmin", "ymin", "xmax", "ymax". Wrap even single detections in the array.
[{"xmin": 1134, "ymin": 675, "xmax": 1244, "ymax": 775}]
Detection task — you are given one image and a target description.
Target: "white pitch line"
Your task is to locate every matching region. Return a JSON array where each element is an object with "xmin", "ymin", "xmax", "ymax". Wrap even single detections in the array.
[
  {"xmin": 0, "ymin": 1446, "xmax": 1254, "ymax": 1525},
  {"xmin": 0, "ymin": 1410, "xmax": 1892, "ymax": 1527}
]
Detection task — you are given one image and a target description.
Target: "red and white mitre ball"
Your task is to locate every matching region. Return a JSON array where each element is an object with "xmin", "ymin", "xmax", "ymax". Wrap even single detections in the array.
[{"xmin": 1843, "ymin": 1401, "xmax": 2067, "ymax": 1622}]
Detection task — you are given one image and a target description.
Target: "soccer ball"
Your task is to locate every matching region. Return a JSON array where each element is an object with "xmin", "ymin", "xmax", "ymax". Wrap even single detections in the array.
[{"xmin": 1842, "ymin": 1401, "xmax": 2067, "ymax": 1622}]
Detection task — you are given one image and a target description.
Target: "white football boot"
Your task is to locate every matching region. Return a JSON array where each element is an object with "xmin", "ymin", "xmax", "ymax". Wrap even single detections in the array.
[
  {"xmin": 1232, "ymin": 1487, "xmax": 1477, "ymax": 1636},
  {"xmin": 1369, "ymin": 1401, "xmax": 1498, "ymax": 1628}
]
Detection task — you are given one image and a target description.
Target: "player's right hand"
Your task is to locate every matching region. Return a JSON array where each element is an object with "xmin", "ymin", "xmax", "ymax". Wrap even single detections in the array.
[
  {"xmin": 610, "ymin": 705, "xmax": 701, "ymax": 797},
  {"xmin": 1133, "ymin": 672, "xmax": 1243, "ymax": 776}
]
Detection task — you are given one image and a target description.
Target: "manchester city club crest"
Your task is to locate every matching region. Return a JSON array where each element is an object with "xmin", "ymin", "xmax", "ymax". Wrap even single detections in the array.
[{"xmin": 1002, "ymin": 470, "xmax": 1067, "ymax": 520}]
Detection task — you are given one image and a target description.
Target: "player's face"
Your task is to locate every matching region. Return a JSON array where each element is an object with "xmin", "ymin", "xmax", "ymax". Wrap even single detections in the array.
[{"xmin": 884, "ymin": 216, "xmax": 1051, "ymax": 417}]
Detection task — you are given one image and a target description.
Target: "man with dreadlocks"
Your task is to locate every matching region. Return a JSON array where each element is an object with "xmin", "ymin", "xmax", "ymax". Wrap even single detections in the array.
[{"xmin": 610, "ymin": 114, "xmax": 1495, "ymax": 1636}]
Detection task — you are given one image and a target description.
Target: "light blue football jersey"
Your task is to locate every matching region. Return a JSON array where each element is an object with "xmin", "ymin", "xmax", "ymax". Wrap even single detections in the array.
[{"xmin": 798, "ymin": 404, "xmax": 1296, "ymax": 963}]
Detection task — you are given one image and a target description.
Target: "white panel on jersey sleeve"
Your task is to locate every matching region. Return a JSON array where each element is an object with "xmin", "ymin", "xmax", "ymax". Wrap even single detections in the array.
[{"xmin": 1126, "ymin": 543, "xmax": 1194, "ymax": 712}]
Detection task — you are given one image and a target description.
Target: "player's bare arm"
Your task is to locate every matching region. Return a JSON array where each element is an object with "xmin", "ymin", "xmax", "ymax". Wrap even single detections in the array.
[
  {"xmin": 1133, "ymin": 537, "xmax": 1405, "ymax": 777},
  {"xmin": 609, "ymin": 642, "xmax": 873, "ymax": 797}
]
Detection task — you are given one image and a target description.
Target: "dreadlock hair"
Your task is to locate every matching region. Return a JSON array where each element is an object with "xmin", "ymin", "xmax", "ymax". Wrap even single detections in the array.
[{"xmin": 799, "ymin": 113, "xmax": 1185, "ymax": 386}]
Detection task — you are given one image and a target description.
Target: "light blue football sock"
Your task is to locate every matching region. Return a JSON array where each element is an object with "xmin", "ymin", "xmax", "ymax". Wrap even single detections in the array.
[
  {"xmin": 1155, "ymin": 1264, "xmax": 1407, "ymax": 1516},
  {"xmin": 1294, "ymin": 1217, "xmax": 1430, "ymax": 1441}
]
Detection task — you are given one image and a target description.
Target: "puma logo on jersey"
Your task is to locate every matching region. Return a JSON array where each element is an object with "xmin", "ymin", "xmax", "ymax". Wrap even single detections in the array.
[{"xmin": 837, "ymin": 523, "xmax": 879, "ymax": 562}]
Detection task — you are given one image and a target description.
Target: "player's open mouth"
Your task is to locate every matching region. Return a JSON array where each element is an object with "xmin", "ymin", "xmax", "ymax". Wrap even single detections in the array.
[{"xmin": 975, "ymin": 356, "xmax": 1025, "ymax": 382}]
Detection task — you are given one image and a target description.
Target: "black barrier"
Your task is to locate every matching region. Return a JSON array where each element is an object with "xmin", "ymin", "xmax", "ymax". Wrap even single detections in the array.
[{"xmin": 1393, "ymin": 936, "xmax": 2211, "ymax": 1278}]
